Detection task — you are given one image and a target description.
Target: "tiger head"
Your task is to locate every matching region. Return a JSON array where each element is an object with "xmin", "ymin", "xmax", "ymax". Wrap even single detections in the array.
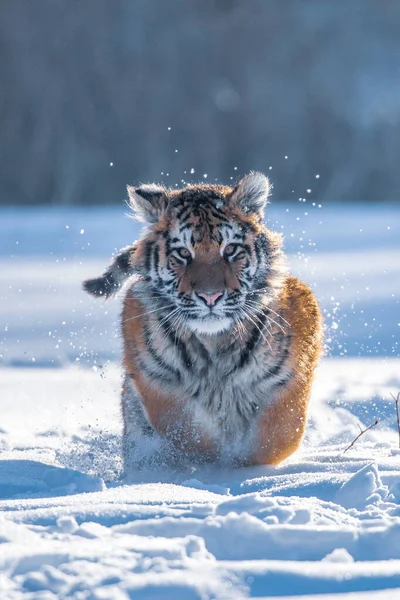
[{"xmin": 129, "ymin": 172, "xmax": 285, "ymax": 335}]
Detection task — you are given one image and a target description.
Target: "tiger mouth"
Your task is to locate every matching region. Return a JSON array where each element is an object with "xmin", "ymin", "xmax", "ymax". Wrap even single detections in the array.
[
  {"xmin": 199, "ymin": 313, "xmax": 226, "ymax": 321},
  {"xmin": 186, "ymin": 313, "xmax": 233, "ymax": 335}
]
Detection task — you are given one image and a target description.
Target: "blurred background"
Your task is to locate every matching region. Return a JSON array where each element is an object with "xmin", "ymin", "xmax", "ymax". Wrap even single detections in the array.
[
  {"xmin": 1, "ymin": 1, "xmax": 399, "ymax": 365},
  {"xmin": 1, "ymin": 0, "xmax": 400, "ymax": 206}
]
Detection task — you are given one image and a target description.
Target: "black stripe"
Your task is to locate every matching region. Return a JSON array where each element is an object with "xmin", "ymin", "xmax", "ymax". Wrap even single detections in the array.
[
  {"xmin": 176, "ymin": 204, "xmax": 191, "ymax": 220},
  {"xmin": 254, "ymin": 239, "xmax": 263, "ymax": 269},
  {"xmin": 263, "ymin": 347, "xmax": 289, "ymax": 379},
  {"xmin": 238, "ymin": 311, "xmax": 267, "ymax": 369},
  {"xmin": 192, "ymin": 385, "xmax": 201, "ymax": 399},
  {"xmin": 164, "ymin": 234, "xmax": 172, "ymax": 256},
  {"xmin": 210, "ymin": 210, "xmax": 230, "ymax": 222},
  {"xmin": 179, "ymin": 222, "xmax": 191, "ymax": 233},
  {"xmin": 136, "ymin": 188, "xmax": 163, "ymax": 202},
  {"xmin": 138, "ymin": 361, "xmax": 175, "ymax": 385},
  {"xmin": 153, "ymin": 244, "xmax": 160, "ymax": 273},
  {"xmin": 272, "ymin": 371, "xmax": 293, "ymax": 388},
  {"xmin": 144, "ymin": 326, "xmax": 182, "ymax": 382},
  {"xmin": 191, "ymin": 337, "xmax": 211, "ymax": 365},
  {"xmin": 170, "ymin": 255, "xmax": 186, "ymax": 266},
  {"xmin": 161, "ymin": 318, "xmax": 193, "ymax": 370},
  {"xmin": 252, "ymin": 339, "xmax": 291, "ymax": 387},
  {"xmin": 144, "ymin": 241, "xmax": 155, "ymax": 272}
]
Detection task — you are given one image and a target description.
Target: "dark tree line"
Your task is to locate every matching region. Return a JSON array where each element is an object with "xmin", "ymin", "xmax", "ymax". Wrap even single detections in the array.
[{"xmin": 1, "ymin": 0, "xmax": 400, "ymax": 205}]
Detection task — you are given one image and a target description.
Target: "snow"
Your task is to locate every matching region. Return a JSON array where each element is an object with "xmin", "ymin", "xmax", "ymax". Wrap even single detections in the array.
[{"xmin": 0, "ymin": 203, "xmax": 399, "ymax": 598}]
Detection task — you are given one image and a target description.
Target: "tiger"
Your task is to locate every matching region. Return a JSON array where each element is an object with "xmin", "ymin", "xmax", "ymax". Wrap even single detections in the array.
[{"xmin": 83, "ymin": 172, "xmax": 323, "ymax": 473}]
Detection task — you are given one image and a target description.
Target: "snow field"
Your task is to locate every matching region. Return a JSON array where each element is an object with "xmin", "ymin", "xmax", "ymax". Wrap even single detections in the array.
[
  {"xmin": 0, "ymin": 204, "xmax": 399, "ymax": 598},
  {"xmin": 1, "ymin": 358, "xmax": 400, "ymax": 598}
]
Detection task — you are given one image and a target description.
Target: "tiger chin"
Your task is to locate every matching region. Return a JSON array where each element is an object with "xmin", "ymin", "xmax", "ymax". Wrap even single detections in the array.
[{"xmin": 83, "ymin": 172, "xmax": 323, "ymax": 474}]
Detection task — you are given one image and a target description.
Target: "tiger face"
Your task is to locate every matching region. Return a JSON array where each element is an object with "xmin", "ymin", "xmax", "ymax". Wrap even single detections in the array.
[{"xmin": 129, "ymin": 172, "xmax": 285, "ymax": 335}]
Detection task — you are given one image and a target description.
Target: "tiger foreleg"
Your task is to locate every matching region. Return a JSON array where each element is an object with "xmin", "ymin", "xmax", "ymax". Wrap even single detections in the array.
[
  {"xmin": 249, "ymin": 377, "xmax": 310, "ymax": 466},
  {"xmin": 121, "ymin": 376, "xmax": 157, "ymax": 476}
]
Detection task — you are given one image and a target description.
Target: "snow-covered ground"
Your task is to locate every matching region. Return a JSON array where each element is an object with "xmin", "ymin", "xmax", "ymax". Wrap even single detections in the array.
[{"xmin": 0, "ymin": 202, "xmax": 400, "ymax": 599}]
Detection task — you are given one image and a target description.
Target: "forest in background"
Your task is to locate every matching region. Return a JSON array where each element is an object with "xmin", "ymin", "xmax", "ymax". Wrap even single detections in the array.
[{"xmin": 1, "ymin": 0, "xmax": 400, "ymax": 205}]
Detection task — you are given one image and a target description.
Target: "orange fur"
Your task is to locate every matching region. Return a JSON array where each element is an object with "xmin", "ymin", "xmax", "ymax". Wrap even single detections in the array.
[
  {"xmin": 122, "ymin": 290, "xmax": 218, "ymax": 458},
  {"xmin": 248, "ymin": 277, "xmax": 322, "ymax": 465},
  {"xmin": 122, "ymin": 275, "xmax": 322, "ymax": 465},
  {"xmin": 86, "ymin": 174, "xmax": 323, "ymax": 467}
]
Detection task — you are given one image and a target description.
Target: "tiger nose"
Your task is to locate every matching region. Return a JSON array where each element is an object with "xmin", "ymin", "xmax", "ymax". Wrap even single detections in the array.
[{"xmin": 196, "ymin": 291, "xmax": 224, "ymax": 306}]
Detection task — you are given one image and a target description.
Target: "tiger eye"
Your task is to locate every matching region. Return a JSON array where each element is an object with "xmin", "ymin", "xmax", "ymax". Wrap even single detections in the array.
[
  {"xmin": 224, "ymin": 244, "xmax": 236, "ymax": 256},
  {"xmin": 177, "ymin": 247, "xmax": 191, "ymax": 259}
]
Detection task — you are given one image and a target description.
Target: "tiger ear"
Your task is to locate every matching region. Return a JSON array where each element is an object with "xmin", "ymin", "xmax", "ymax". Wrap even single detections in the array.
[
  {"xmin": 127, "ymin": 184, "xmax": 168, "ymax": 223},
  {"xmin": 230, "ymin": 172, "xmax": 271, "ymax": 217}
]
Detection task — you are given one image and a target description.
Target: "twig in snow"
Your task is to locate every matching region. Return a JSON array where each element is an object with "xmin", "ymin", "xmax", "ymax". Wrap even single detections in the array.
[
  {"xmin": 342, "ymin": 418, "xmax": 379, "ymax": 455},
  {"xmin": 390, "ymin": 392, "xmax": 400, "ymax": 449}
]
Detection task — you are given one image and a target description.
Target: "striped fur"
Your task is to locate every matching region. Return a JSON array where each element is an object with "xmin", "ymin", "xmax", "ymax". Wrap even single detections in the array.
[
  {"xmin": 84, "ymin": 173, "xmax": 323, "ymax": 473},
  {"xmin": 82, "ymin": 245, "xmax": 137, "ymax": 298}
]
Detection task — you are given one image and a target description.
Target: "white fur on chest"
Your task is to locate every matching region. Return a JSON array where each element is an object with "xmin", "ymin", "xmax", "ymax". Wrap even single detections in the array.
[{"xmin": 188, "ymin": 345, "xmax": 290, "ymax": 442}]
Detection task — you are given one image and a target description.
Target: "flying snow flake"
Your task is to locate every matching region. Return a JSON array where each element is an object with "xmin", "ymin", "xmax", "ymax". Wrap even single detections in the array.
[
  {"xmin": 80, "ymin": 229, "xmax": 84, "ymax": 234},
  {"xmin": 109, "ymin": 162, "xmax": 113, "ymax": 167}
]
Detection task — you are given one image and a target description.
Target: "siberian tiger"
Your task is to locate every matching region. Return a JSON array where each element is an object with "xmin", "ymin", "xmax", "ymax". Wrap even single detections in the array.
[{"xmin": 83, "ymin": 172, "xmax": 323, "ymax": 472}]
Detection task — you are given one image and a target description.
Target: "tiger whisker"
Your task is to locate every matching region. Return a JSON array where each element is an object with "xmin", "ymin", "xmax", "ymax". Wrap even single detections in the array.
[
  {"xmin": 177, "ymin": 313, "xmax": 189, "ymax": 342},
  {"xmin": 153, "ymin": 312, "xmax": 184, "ymax": 353},
  {"xmin": 173, "ymin": 313, "xmax": 190, "ymax": 348},
  {"xmin": 164, "ymin": 310, "xmax": 185, "ymax": 341},
  {"xmin": 245, "ymin": 294, "xmax": 291, "ymax": 328},
  {"xmin": 147, "ymin": 307, "xmax": 181, "ymax": 343},
  {"xmin": 240, "ymin": 306, "xmax": 273, "ymax": 352},
  {"xmin": 243, "ymin": 302, "xmax": 276, "ymax": 334},
  {"xmin": 233, "ymin": 314, "xmax": 246, "ymax": 341},
  {"xmin": 244, "ymin": 300, "xmax": 287, "ymax": 335},
  {"xmin": 265, "ymin": 305, "xmax": 291, "ymax": 328},
  {"xmin": 122, "ymin": 304, "xmax": 175, "ymax": 324},
  {"xmin": 238, "ymin": 306, "xmax": 269, "ymax": 345}
]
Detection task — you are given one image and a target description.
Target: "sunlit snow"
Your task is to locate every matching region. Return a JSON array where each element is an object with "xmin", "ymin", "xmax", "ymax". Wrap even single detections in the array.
[{"xmin": 0, "ymin": 203, "xmax": 399, "ymax": 599}]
